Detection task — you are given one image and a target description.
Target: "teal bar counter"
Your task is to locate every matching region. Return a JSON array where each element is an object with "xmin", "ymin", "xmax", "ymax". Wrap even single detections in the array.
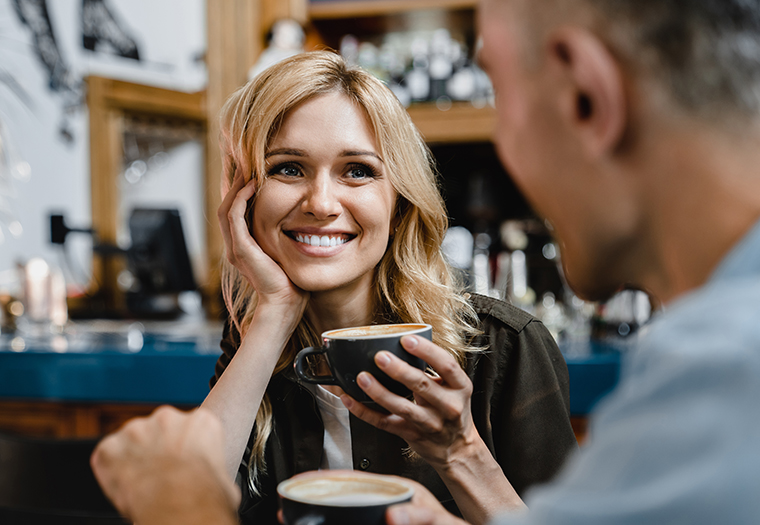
[
  {"xmin": 0, "ymin": 319, "xmax": 223, "ymax": 406},
  {"xmin": 565, "ymin": 351, "xmax": 621, "ymax": 415},
  {"xmin": 0, "ymin": 321, "xmax": 622, "ymax": 416}
]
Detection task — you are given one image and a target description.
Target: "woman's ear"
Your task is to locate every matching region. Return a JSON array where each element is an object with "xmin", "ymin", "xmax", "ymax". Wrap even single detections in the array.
[{"xmin": 547, "ymin": 27, "xmax": 627, "ymax": 158}]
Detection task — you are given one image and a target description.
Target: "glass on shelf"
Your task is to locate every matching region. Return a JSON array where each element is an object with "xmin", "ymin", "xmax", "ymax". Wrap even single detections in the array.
[{"xmin": 337, "ymin": 27, "xmax": 492, "ymax": 108}]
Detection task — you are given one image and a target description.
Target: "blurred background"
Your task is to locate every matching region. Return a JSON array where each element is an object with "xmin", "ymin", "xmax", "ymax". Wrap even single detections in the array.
[{"xmin": 0, "ymin": 0, "xmax": 647, "ymax": 456}]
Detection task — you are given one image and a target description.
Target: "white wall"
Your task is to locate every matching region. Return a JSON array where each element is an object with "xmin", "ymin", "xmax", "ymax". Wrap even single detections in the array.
[{"xmin": 0, "ymin": 0, "xmax": 206, "ymax": 294}]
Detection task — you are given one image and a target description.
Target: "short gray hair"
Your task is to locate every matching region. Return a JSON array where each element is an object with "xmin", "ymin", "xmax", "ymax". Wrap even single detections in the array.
[{"xmin": 587, "ymin": 0, "xmax": 760, "ymax": 118}]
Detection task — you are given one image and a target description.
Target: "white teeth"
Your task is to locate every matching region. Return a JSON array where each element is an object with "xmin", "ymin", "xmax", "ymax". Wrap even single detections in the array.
[{"xmin": 294, "ymin": 233, "xmax": 348, "ymax": 247}]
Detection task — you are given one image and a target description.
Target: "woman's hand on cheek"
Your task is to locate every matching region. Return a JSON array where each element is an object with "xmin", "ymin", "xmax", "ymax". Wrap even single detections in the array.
[
  {"xmin": 340, "ymin": 336, "xmax": 483, "ymax": 471},
  {"xmin": 218, "ymin": 174, "xmax": 308, "ymax": 312}
]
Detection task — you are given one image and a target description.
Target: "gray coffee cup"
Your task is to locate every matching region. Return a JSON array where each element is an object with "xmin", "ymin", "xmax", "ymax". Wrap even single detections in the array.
[
  {"xmin": 294, "ymin": 323, "xmax": 431, "ymax": 408},
  {"xmin": 278, "ymin": 471, "xmax": 414, "ymax": 525}
]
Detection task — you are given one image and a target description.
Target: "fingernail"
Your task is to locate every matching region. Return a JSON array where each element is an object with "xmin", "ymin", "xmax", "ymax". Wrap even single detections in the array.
[
  {"xmin": 387, "ymin": 507, "xmax": 409, "ymax": 525},
  {"xmin": 357, "ymin": 372, "xmax": 371, "ymax": 388},
  {"xmin": 340, "ymin": 395, "xmax": 353, "ymax": 409},
  {"xmin": 401, "ymin": 335, "xmax": 419, "ymax": 349},
  {"xmin": 376, "ymin": 351, "xmax": 391, "ymax": 367}
]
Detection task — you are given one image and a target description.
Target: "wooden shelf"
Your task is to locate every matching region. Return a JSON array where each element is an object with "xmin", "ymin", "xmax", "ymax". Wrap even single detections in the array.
[
  {"xmin": 0, "ymin": 400, "xmax": 169, "ymax": 438},
  {"xmin": 406, "ymin": 103, "xmax": 495, "ymax": 144},
  {"xmin": 88, "ymin": 77, "xmax": 206, "ymax": 121},
  {"xmin": 310, "ymin": 0, "xmax": 477, "ymax": 19},
  {"xmin": 87, "ymin": 76, "xmax": 209, "ymax": 311},
  {"xmin": 305, "ymin": 1, "xmax": 488, "ymax": 144}
]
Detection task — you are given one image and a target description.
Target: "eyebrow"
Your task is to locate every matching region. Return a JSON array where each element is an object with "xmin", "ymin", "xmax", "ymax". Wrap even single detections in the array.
[
  {"xmin": 265, "ymin": 148, "xmax": 384, "ymax": 163},
  {"xmin": 342, "ymin": 150, "xmax": 384, "ymax": 163},
  {"xmin": 265, "ymin": 148, "xmax": 306, "ymax": 158}
]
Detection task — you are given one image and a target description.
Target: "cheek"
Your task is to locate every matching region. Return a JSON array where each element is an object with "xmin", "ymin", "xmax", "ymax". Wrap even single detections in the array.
[
  {"xmin": 251, "ymin": 184, "xmax": 287, "ymax": 243},
  {"xmin": 351, "ymin": 185, "xmax": 396, "ymax": 232},
  {"xmin": 372, "ymin": 194, "xmax": 396, "ymax": 238}
]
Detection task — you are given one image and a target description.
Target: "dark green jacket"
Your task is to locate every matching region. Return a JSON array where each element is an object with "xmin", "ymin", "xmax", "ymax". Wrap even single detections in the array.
[{"xmin": 210, "ymin": 294, "xmax": 577, "ymax": 524}]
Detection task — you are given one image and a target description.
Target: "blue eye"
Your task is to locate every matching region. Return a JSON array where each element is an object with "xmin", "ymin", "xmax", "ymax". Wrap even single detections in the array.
[
  {"xmin": 347, "ymin": 164, "xmax": 377, "ymax": 179},
  {"xmin": 268, "ymin": 163, "xmax": 301, "ymax": 178}
]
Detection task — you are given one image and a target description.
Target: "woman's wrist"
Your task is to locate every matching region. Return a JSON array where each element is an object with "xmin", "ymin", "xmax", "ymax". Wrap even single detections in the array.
[
  {"xmin": 435, "ymin": 427, "xmax": 490, "ymax": 476},
  {"xmin": 249, "ymin": 299, "xmax": 306, "ymax": 339},
  {"xmin": 411, "ymin": 421, "xmax": 480, "ymax": 474},
  {"xmin": 433, "ymin": 432, "xmax": 526, "ymax": 523}
]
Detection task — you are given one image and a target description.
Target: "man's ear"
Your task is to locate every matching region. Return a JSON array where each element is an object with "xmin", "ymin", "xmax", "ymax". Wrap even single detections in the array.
[{"xmin": 546, "ymin": 27, "xmax": 627, "ymax": 158}]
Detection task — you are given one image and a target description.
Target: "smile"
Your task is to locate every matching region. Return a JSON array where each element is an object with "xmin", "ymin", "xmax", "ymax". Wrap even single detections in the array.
[{"xmin": 288, "ymin": 232, "xmax": 354, "ymax": 247}]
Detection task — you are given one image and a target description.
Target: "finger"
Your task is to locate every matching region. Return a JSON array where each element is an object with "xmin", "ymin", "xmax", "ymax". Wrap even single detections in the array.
[
  {"xmin": 227, "ymin": 179, "xmax": 258, "ymax": 243},
  {"xmin": 386, "ymin": 503, "xmax": 466, "ymax": 525},
  {"xmin": 375, "ymin": 350, "xmax": 444, "ymax": 396},
  {"xmin": 372, "ymin": 351, "xmax": 454, "ymax": 407},
  {"xmin": 401, "ymin": 336, "xmax": 471, "ymax": 391},
  {"xmin": 350, "ymin": 372, "xmax": 446, "ymax": 434},
  {"xmin": 216, "ymin": 179, "xmax": 242, "ymax": 255},
  {"xmin": 386, "ymin": 504, "xmax": 430, "ymax": 525},
  {"xmin": 340, "ymin": 390, "xmax": 427, "ymax": 441},
  {"xmin": 90, "ymin": 434, "xmax": 132, "ymax": 516},
  {"xmin": 221, "ymin": 168, "xmax": 247, "ymax": 200},
  {"xmin": 218, "ymin": 170, "xmax": 247, "ymax": 231},
  {"xmin": 339, "ymin": 392, "xmax": 405, "ymax": 433},
  {"xmin": 90, "ymin": 434, "xmax": 119, "ymax": 484},
  {"xmin": 152, "ymin": 404, "xmax": 185, "ymax": 428},
  {"xmin": 371, "ymin": 351, "xmax": 470, "ymax": 422},
  {"xmin": 226, "ymin": 180, "xmax": 263, "ymax": 263},
  {"xmin": 218, "ymin": 175, "xmax": 253, "ymax": 257}
]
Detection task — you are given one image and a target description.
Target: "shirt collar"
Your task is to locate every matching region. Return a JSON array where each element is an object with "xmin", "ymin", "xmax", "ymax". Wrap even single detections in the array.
[{"xmin": 709, "ymin": 217, "xmax": 760, "ymax": 283}]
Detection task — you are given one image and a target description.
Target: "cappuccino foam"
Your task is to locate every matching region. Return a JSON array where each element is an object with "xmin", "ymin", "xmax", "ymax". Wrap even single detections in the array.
[
  {"xmin": 319, "ymin": 493, "xmax": 398, "ymax": 505},
  {"xmin": 327, "ymin": 324, "xmax": 428, "ymax": 339},
  {"xmin": 280, "ymin": 476, "xmax": 413, "ymax": 507}
]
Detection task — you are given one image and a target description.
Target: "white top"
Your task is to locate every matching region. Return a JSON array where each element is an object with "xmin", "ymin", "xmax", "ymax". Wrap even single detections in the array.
[{"xmin": 314, "ymin": 385, "xmax": 353, "ymax": 470}]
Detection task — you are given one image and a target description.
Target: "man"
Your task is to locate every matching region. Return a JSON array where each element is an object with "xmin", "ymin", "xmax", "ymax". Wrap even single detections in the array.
[
  {"xmin": 93, "ymin": 0, "xmax": 760, "ymax": 523},
  {"xmin": 385, "ymin": 0, "xmax": 760, "ymax": 523},
  {"xmin": 91, "ymin": 406, "xmax": 240, "ymax": 525}
]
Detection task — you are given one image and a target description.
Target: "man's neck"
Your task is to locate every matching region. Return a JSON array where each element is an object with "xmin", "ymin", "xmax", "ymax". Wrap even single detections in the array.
[{"xmin": 637, "ymin": 119, "xmax": 760, "ymax": 303}]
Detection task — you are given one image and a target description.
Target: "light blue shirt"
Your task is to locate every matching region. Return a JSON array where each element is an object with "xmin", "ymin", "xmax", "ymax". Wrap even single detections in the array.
[{"xmin": 493, "ymin": 219, "xmax": 760, "ymax": 524}]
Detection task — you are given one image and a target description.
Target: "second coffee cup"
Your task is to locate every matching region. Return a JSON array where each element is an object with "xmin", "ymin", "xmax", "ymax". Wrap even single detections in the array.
[
  {"xmin": 278, "ymin": 471, "xmax": 414, "ymax": 525},
  {"xmin": 294, "ymin": 323, "xmax": 431, "ymax": 408}
]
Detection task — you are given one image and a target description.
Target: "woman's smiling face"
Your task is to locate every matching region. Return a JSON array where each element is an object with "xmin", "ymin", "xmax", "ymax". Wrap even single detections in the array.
[{"xmin": 252, "ymin": 91, "xmax": 397, "ymax": 295}]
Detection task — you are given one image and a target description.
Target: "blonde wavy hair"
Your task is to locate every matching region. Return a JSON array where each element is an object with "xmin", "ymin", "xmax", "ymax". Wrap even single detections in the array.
[{"xmin": 217, "ymin": 51, "xmax": 481, "ymax": 493}]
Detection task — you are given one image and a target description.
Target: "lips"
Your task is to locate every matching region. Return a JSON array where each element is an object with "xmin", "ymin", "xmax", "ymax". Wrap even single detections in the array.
[{"xmin": 286, "ymin": 231, "xmax": 355, "ymax": 247}]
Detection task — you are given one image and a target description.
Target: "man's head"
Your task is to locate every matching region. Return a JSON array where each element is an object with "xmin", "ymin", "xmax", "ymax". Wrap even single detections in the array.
[{"xmin": 478, "ymin": 0, "xmax": 760, "ymax": 301}]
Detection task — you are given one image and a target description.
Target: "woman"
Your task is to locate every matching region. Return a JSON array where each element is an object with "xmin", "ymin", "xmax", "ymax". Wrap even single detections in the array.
[{"xmin": 202, "ymin": 51, "xmax": 576, "ymax": 525}]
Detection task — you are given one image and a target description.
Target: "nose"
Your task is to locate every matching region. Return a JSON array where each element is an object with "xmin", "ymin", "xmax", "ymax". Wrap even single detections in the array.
[{"xmin": 301, "ymin": 172, "xmax": 342, "ymax": 219}]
